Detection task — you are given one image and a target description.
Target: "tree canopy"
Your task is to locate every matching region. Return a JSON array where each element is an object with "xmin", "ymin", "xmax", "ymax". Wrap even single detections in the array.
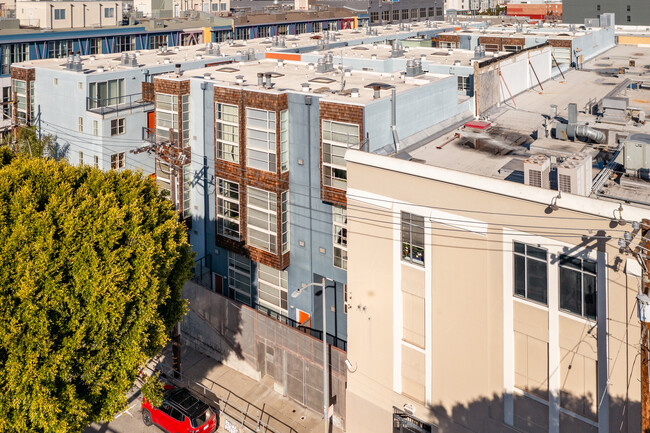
[{"xmin": 0, "ymin": 153, "xmax": 193, "ymax": 432}]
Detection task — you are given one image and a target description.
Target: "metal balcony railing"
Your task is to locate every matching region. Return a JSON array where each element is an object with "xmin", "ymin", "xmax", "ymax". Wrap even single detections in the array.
[
  {"xmin": 86, "ymin": 91, "xmax": 154, "ymax": 115},
  {"xmin": 142, "ymin": 127, "xmax": 155, "ymax": 144}
]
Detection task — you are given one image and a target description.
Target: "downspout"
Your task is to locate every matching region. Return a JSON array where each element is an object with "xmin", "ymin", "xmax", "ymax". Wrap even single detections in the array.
[
  {"xmin": 99, "ymin": 4, "xmax": 102, "ymax": 27},
  {"xmin": 83, "ymin": 4, "xmax": 86, "ymax": 28},
  {"xmin": 200, "ymin": 81, "xmax": 211, "ymax": 280},
  {"xmin": 115, "ymin": 3, "xmax": 118, "ymax": 25},
  {"xmin": 70, "ymin": 4, "xmax": 73, "ymax": 28},
  {"xmin": 49, "ymin": 4, "xmax": 53, "ymax": 29},
  {"xmin": 305, "ymin": 94, "xmax": 314, "ymax": 306},
  {"xmin": 391, "ymin": 87, "xmax": 399, "ymax": 152}
]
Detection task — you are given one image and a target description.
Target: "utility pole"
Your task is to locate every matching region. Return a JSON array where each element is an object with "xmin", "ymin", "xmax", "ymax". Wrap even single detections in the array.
[{"xmin": 640, "ymin": 219, "xmax": 650, "ymax": 433}]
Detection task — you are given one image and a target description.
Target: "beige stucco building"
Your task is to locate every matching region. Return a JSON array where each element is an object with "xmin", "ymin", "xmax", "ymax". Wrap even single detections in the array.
[
  {"xmin": 16, "ymin": 0, "xmax": 124, "ymax": 29},
  {"xmin": 345, "ymin": 149, "xmax": 645, "ymax": 433}
]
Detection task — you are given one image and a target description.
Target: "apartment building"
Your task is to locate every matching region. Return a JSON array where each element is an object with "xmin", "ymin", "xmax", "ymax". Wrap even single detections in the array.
[
  {"xmin": 16, "ymin": 0, "xmax": 126, "ymax": 29},
  {"xmin": 367, "ymin": 0, "xmax": 445, "ymax": 26},
  {"xmin": 564, "ymin": 0, "xmax": 650, "ymax": 26},
  {"xmin": 344, "ymin": 43, "xmax": 650, "ymax": 433}
]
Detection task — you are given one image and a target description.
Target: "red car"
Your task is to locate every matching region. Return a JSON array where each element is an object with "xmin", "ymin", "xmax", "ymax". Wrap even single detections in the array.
[{"xmin": 141, "ymin": 387, "xmax": 217, "ymax": 433}]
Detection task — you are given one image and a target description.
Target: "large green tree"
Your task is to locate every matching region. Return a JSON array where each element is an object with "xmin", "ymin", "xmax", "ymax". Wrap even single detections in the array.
[{"xmin": 0, "ymin": 153, "xmax": 193, "ymax": 432}]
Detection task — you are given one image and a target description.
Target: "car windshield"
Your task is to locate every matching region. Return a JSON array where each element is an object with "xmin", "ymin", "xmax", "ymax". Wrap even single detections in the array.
[{"xmin": 190, "ymin": 407, "xmax": 212, "ymax": 428}]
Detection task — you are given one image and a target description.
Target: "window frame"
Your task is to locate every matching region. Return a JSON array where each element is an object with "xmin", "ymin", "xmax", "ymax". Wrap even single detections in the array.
[
  {"xmin": 257, "ymin": 263, "xmax": 288, "ymax": 315},
  {"xmin": 245, "ymin": 107, "xmax": 277, "ymax": 173},
  {"xmin": 559, "ymin": 254, "xmax": 597, "ymax": 319},
  {"xmin": 110, "ymin": 117, "xmax": 125, "ymax": 136},
  {"xmin": 228, "ymin": 253, "xmax": 252, "ymax": 306},
  {"xmin": 401, "ymin": 212, "xmax": 425, "ymax": 266},
  {"xmin": 110, "ymin": 152, "xmax": 125, "ymax": 170},
  {"xmin": 246, "ymin": 186, "xmax": 278, "ymax": 254},
  {"xmin": 333, "ymin": 204, "xmax": 348, "ymax": 270},
  {"xmin": 322, "ymin": 119, "xmax": 359, "ymax": 191},
  {"xmin": 216, "ymin": 102, "xmax": 239, "ymax": 163},
  {"xmin": 513, "ymin": 241, "xmax": 549, "ymax": 305},
  {"xmin": 54, "ymin": 8, "xmax": 66, "ymax": 20},
  {"xmin": 280, "ymin": 109, "xmax": 289, "ymax": 172},
  {"xmin": 216, "ymin": 178, "xmax": 240, "ymax": 240}
]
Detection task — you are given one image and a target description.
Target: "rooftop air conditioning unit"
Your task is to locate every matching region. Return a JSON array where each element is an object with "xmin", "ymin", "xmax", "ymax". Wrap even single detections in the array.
[
  {"xmin": 524, "ymin": 155, "xmax": 550, "ymax": 189},
  {"xmin": 557, "ymin": 153, "xmax": 592, "ymax": 196}
]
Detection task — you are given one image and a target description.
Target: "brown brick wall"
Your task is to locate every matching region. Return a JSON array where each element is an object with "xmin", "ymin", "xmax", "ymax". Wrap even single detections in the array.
[
  {"xmin": 435, "ymin": 34, "xmax": 460, "ymax": 47},
  {"xmin": 478, "ymin": 37, "xmax": 526, "ymax": 51},
  {"xmin": 548, "ymin": 39, "xmax": 573, "ymax": 48},
  {"xmin": 319, "ymin": 101, "xmax": 364, "ymax": 206},
  {"xmin": 142, "ymin": 82, "xmax": 154, "ymax": 102},
  {"xmin": 213, "ymin": 85, "xmax": 290, "ymax": 270}
]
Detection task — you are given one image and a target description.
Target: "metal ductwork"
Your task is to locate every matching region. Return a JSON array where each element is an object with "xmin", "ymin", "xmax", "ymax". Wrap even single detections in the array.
[{"xmin": 575, "ymin": 125, "xmax": 606, "ymax": 144}]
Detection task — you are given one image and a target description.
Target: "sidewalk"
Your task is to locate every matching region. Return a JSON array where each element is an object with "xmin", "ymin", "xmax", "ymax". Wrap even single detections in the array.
[{"xmin": 160, "ymin": 344, "xmax": 343, "ymax": 433}]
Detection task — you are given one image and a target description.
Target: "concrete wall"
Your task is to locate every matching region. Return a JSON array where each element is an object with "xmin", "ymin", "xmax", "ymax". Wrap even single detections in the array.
[
  {"xmin": 344, "ymin": 150, "xmax": 643, "ymax": 433},
  {"xmin": 564, "ymin": 0, "xmax": 650, "ymax": 26},
  {"xmin": 181, "ymin": 281, "xmax": 348, "ymax": 428},
  {"xmin": 16, "ymin": 1, "xmax": 124, "ymax": 29}
]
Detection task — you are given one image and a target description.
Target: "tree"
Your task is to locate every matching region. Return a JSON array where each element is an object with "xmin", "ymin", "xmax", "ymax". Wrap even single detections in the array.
[
  {"xmin": 2, "ymin": 126, "xmax": 58, "ymax": 158},
  {"xmin": 0, "ymin": 155, "xmax": 194, "ymax": 432}
]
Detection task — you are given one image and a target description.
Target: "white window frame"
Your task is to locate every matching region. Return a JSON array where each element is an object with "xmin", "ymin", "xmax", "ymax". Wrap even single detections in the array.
[
  {"xmin": 182, "ymin": 164, "xmax": 191, "ymax": 218},
  {"xmin": 228, "ymin": 252, "xmax": 252, "ymax": 306},
  {"xmin": 156, "ymin": 93, "xmax": 179, "ymax": 144},
  {"xmin": 155, "ymin": 159, "xmax": 172, "ymax": 197},
  {"xmin": 401, "ymin": 211, "xmax": 425, "ymax": 266},
  {"xmin": 78, "ymin": 116, "xmax": 83, "ymax": 133},
  {"xmin": 94, "ymin": 155, "xmax": 99, "ymax": 168},
  {"xmin": 12, "ymin": 79, "xmax": 27, "ymax": 125},
  {"xmin": 104, "ymin": 7, "xmax": 114, "ymax": 18},
  {"xmin": 110, "ymin": 117, "xmax": 125, "ymax": 136},
  {"xmin": 216, "ymin": 103, "xmax": 239, "ymax": 163},
  {"xmin": 280, "ymin": 109, "xmax": 289, "ymax": 172},
  {"xmin": 54, "ymin": 8, "xmax": 65, "ymax": 19},
  {"xmin": 333, "ymin": 204, "xmax": 347, "ymax": 270},
  {"xmin": 79, "ymin": 151, "xmax": 84, "ymax": 166},
  {"xmin": 247, "ymin": 186, "xmax": 277, "ymax": 254},
  {"xmin": 217, "ymin": 178, "xmax": 240, "ymax": 240},
  {"xmin": 110, "ymin": 152, "xmax": 125, "ymax": 170},
  {"xmin": 88, "ymin": 79, "xmax": 125, "ymax": 109},
  {"xmin": 257, "ymin": 263, "xmax": 288, "ymax": 315},
  {"xmin": 457, "ymin": 75, "xmax": 471, "ymax": 91},
  {"xmin": 93, "ymin": 119, "xmax": 99, "ymax": 136},
  {"xmin": 246, "ymin": 108, "xmax": 276, "ymax": 173},
  {"xmin": 322, "ymin": 120, "xmax": 358, "ymax": 191},
  {"xmin": 281, "ymin": 191, "xmax": 289, "ymax": 254}
]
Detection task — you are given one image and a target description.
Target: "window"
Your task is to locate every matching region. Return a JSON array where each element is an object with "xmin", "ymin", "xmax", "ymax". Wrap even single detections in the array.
[
  {"xmin": 503, "ymin": 45, "xmax": 522, "ymax": 53},
  {"xmin": 89, "ymin": 38, "xmax": 103, "ymax": 55},
  {"xmin": 12, "ymin": 79, "xmax": 27, "ymax": 125},
  {"xmin": 115, "ymin": 36, "xmax": 133, "ymax": 52},
  {"xmin": 78, "ymin": 117, "xmax": 83, "ymax": 132},
  {"xmin": 29, "ymin": 81, "xmax": 34, "ymax": 122},
  {"xmin": 216, "ymin": 103, "xmax": 239, "ymax": 163},
  {"xmin": 281, "ymin": 191, "xmax": 289, "ymax": 253},
  {"xmin": 428, "ymin": 7, "xmax": 434, "ymax": 17},
  {"xmin": 217, "ymin": 179, "xmax": 240, "ymax": 240},
  {"xmin": 104, "ymin": 7, "xmax": 114, "ymax": 18},
  {"xmin": 181, "ymin": 94, "xmax": 189, "ymax": 147},
  {"xmin": 182, "ymin": 164, "xmax": 191, "ymax": 218},
  {"xmin": 596, "ymin": 5, "xmax": 600, "ymax": 11},
  {"xmin": 228, "ymin": 253, "xmax": 252, "ymax": 306},
  {"xmin": 156, "ymin": 93, "xmax": 179, "ymax": 143},
  {"xmin": 322, "ymin": 120, "xmax": 358, "ymax": 191},
  {"xmin": 2, "ymin": 87, "xmax": 10, "ymax": 121},
  {"xmin": 155, "ymin": 159, "xmax": 171, "ymax": 196},
  {"xmin": 54, "ymin": 8, "xmax": 65, "ymax": 20},
  {"xmin": 93, "ymin": 120, "xmax": 99, "ymax": 136},
  {"xmin": 88, "ymin": 79, "xmax": 125, "ymax": 109},
  {"xmin": 627, "ymin": 16, "xmax": 631, "ymax": 22},
  {"xmin": 411, "ymin": 8, "xmax": 418, "ymax": 20},
  {"xmin": 212, "ymin": 3, "xmax": 219, "ymax": 11},
  {"xmin": 150, "ymin": 34, "xmax": 169, "ymax": 50},
  {"xmin": 53, "ymin": 78, "xmax": 58, "ymax": 86},
  {"xmin": 559, "ymin": 255, "xmax": 597, "ymax": 319},
  {"xmin": 439, "ymin": 41, "xmax": 457, "ymax": 49},
  {"xmin": 436, "ymin": 7, "xmax": 443, "ymax": 16},
  {"xmin": 280, "ymin": 110, "xmax": 288, "ymax": 172},
  {"xmin": 402, "ymin": 9, "xmax": 409, "ymax": 20},
  {"xmin": 48, "ymin": 40, "xmax": 71, "ymax": 59},
  {"xmin": 333, "ymin": 205, "xmax": 347, "ymax": 270},
  {"xmin": 420, "ymin": 8, "xmax": 426, "ymax": 18},
  {"xmin": 393, "ymin": 10, "xmax": 400, "ymax": 21},
  {"xmin": 94, "ymin": 155, "xmax": 99, "ymax": 168},
  {"xmin": 247, "ymin": 186, "xmax": 277, "ymax": 254},
  {"xmin": 457, "ymin": 76, "xmax": 471, "ymax": 91},
  {"xmin": 220, "ymin": 3, "xmax": 226, "ymax": 11},
  {"xmin": 513, "ymin": 242, "xmax": 548, "ymax": 304},
  {"xmin": 79, "ymin": 151, "xmax": 84, "ymax": 166},
  {"xmin": 482, "ymin": 43, "xmax": 499, "ymax": 52},
  {"xmin": 258, "ymin": 263, "xmax": 288, "ymax": 315},
  {"xmin": 382, "ymin": 10, "xmax": 389, "ymax": 22},
  {"xmin": 370, "ymin": 11, "xmax": 379, "ymax": 23},
  {"xmin": 401, "ymin": 212, "xmax": 424, "ymax": 266},
  {"xmin": 1, "ymin": 43, "xmax": 29, "ymax": 74},
  {"xmin": 246, "ymin": 108, "xmax": 276, "ymax": 172},
  {"xmin": 627, "ymin": 5, "xmax": 631, "ymax": 12},
  {"xmin": 110, "ymin": 152, "xmax": 125, "ymax": 169},
  {"xmin": 110, "ymin": 118, "xmax": 125, "ymax": 136}
]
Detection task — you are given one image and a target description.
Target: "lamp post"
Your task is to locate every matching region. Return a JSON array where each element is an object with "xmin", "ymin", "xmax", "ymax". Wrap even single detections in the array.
[{"xmin": 292, "ymin": 277, "xmax": 333, "ymax": 433}]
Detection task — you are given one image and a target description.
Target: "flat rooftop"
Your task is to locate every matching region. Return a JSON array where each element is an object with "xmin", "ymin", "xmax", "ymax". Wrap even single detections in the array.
[
  {"xmin": 160, "ymin": 58, "xmax": 450, "ymax": 104},
  {"xmin": 394, "ymin": 44, "xmax": 650, "ymax": 207}
]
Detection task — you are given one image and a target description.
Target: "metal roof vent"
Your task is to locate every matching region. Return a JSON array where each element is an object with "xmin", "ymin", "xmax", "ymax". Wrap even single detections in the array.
[
  {"xmin": 390, "ymin": 40, "xmax": 404, "ymax": 58},
  {"xmin": 524, "ymin": 155, "xmax": 550, "ymax": 189},
  {"xmin": 473, "ymin": 45, "xmax": 486, "ymax": 60},
  {"xmin": 405, "ymin": 59, "xmax": 424, "ymax": 77}
]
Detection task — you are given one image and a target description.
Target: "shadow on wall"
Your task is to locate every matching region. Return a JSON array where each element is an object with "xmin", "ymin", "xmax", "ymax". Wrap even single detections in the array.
[{"xmin": 421, "ymin": 389, "xmax": 639, "ymax": 433}]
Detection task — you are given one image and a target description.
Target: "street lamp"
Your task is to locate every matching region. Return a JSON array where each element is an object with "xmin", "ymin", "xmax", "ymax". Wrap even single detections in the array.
[{"xmin": 291, "ymin": 277, "xmax": 332, "ymax": 433}]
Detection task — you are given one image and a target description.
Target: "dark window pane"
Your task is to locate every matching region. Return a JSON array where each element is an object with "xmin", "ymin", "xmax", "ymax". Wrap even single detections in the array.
[
  {"xmin": 514, "ymin": 254, "xmax": 525, "ymax": 297},
  {"xmin": 514, "ymin": 242, "xmax": 525, "ymax": 254},
  {"xmin": 559, "ymin": 255, "xmax": 581, "ymax": 271},
  {"xmin": 583, "ymin": 259, "xmax": 597, "ymax": 275},
  {"xmin": 527, "ymin": 258, "xmax": 548, "ymax": 304},
  {"xmin": 527, "ymin": 245, "xmax": 547, "ymax": 261},
  {"xmin": 583, "ymin": 273, "xmax": 597, "ymax": 319},
  {"xmin": 560, "ymin": 267, "xmax": 581, "ymax": 315}
]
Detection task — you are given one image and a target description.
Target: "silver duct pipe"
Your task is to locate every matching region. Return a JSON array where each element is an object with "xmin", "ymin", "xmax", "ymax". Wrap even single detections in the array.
[{"xmin": 575, "ymin": 125, "xmax": 606, "ymax": 144}]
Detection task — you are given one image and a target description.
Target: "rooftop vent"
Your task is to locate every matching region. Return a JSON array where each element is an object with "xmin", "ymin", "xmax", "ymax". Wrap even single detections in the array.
[
  {"xmin": 120, "ymin": 52, "xmax": 138, "ymax": 67},
  {"xmin": 390, "ymin": 40, "xmax": 404, "ymax": 58},
  {"xmin": 524, "ymin": 155, "xmax": 550, "ymax": 189},
  {"xmin": 557, "ymin": 153, "xmax": 593, "ymax": 196},
  {"xmin": 204, "ymin": 42, "xmax": 221, "ymax": 56},
  {"xmin": 405, "ymin": 58, "xmax": 424, "ymax": 77},
  {"xmin": 66, "ymin": 54, "xmax": 83, "ymax": 72}
]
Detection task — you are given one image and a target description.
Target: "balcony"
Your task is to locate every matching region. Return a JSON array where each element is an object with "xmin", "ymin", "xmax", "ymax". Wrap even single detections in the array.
[{"xmin": 86, "ymin": 91, "xmax": 154, "ymax": 116}]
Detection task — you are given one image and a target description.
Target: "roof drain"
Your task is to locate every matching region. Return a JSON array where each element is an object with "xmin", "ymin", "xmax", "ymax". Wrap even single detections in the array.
[{"xmin": 391, "ymin": 87, "xmax": 400, "ymax": 152}]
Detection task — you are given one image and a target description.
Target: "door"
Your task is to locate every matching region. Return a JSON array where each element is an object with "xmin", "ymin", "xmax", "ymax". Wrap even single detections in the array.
[
  {"xmin": 212, "ymin": 273, "xmax": 223, "ymax": 294},
  {"xmin": 147, "ymin": 111, "xmax": 155, "ymax": 130}
]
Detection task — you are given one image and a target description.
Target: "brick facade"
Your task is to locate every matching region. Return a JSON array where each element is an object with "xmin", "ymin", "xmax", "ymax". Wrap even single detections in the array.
[
  {"xmin": 478, "ymin": 36, "xmax": 526, "ymax": 51},
  {"xmin": 319, "ymin": 100, "xmax": 364, "ymax": 206},
  {"xmin": 141, "ymin": 81, "xmax": 154, "ymax": 102},
  {"xmin": 213, "ymin": 85, "xmax": 290, "ymax": 270},
  {"xmin": 434, "ymin": 34, "xmax": 460, "ymax": 47},
  {"xmin": 10, "ymin": 67, "xmax": 35, "ymax": 126},
  {"xmin": 548, "ymin": 38, "xmax": 573, "ymax": 48}
]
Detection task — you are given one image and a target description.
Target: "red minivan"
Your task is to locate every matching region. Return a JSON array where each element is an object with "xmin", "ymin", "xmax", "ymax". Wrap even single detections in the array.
[{"xmin": 142, "ymin": 387, "xmax": 217, "ymax": 433}]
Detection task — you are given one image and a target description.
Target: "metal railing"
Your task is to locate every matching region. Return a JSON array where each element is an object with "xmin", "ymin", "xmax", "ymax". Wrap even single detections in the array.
[
  {"xmin": 86, "ymin": 91, "xmax": 154, "ymax": 115},
  {"xmin": 257, "ymin": 304, "xmax": 347, "ymax": 352},
  {"xmin": 142, "ymin": 127, "xmax": 155, "ymax": 144}
]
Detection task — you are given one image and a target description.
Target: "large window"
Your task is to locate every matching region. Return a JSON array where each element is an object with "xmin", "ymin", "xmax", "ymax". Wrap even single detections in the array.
[
  {"xmin": 181, "ymin": 94, "xmax": 189, "ymax": 147},
  {"xmin": 115, "ymin": 36, "xmax": 133, "ymax": 52},
  {"xmin": 322, "ymin": 120, "xmax": 358, "ymax": 191},
  {"xmin": 281, "ymin": 191, "xmax": 289, "ymax": 254},
  {"xmin": 559, "ymin": 255, "xmax": 597, "ymax": 319},
  {"xmin": 280, "ymin": 110, "xmax": 288, "ymax": 172},
  {"xmin": 247, "ymin": 187, "xmax": 277, "ymax": 254},
  {"xmin": 258, "ymin": 263, "xmax": 288, "ymax": 315},
  {"xmin": 54, "ymin": 9, "xmax": 66, "ymax": 20},
  {"xmin": 12, "ymin": 79, "xmax": 27, "ymax": 125},
  {"xmin": 393, "ymin": 10, "xmax": 400, "ymax": 21},
  {"xmin": 216, "ymin": 103, "xmax": 239, "ymax": 163},
  {"xmin": 155, "ymin": 159, "xmax": 171, "ymax": 196},
  {"xmin": 88, "ymin": 79, "xmax": 125, "ymax": 109},
  {"xmin": 104, "ymin": 7, "xmax": 115, "ymax": 18},
  {"xmin": 382, "ymin": 10, "xmax": 390, "ymax": 22},
  {"xmin": 2, "ymin": 86, "xmax": 10, "ymax": 121},
  {"xmin": 370, "ymin": 11, "xmax": 379, "ymax": 23},
  {"xmin": 246, "ymin": 108, "xmax": 276, "ymax": 172},
  {"xmin": 228, "ymin": 253, "xmax": 252, "ymax": 306},
  {"xmin": 48, "ymin": 40, "xmax": 71, "ymax": 59},
  {"xmin": 1, "ymin": 44, "xmax": 28, "ymax": 75},
  {"xmin": 150, "ymin": 34, "xmax": 169, "ymax": 50},
  {"xmin": 513, "ymin": 242, "xmax": 548, "ymax": 304},
  {"xmin": 110, "ymin": 152, "xmax": 125, "ymax": 169},
  {"xmin": 182, "ymin": 164, "xmax": 191, "ymax": 218},
  {"xmin": 156, "ymin": 93, "xmax": 189, "ymax": 146},
  {"xmin": 401, "ymin": 212, "xmax": 424, "ymax": 266},
  {"xmin": 401, "ymin": 9, "xmax": 409, "ymax": 20},
  {"xmin": 217, "ymin": 178, "xmax": 240, "ymax": 240},
  {"xmin": 333, "ymin": 205, "xmax": 347, "ymax": 270},
  {"xmin": 110, "ymin": 118, "xmax": 125, "ymax": 136}
]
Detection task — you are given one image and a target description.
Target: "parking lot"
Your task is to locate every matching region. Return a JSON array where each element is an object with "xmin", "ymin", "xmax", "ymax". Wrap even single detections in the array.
[{"xmin": 83, "ymin": 389, "xmax": 157, "ymax": 433}]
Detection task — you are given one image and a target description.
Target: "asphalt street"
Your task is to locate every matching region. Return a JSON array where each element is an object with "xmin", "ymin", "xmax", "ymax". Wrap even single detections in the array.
[{"xmin": 83, "ymin": 389, "xmax": 156, "ymax": 433}]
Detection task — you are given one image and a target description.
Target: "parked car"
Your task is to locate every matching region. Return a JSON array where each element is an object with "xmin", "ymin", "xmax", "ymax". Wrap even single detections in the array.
[{"xmin": 142, "ymin": 387, "xmax": 217, "ymax": 433}]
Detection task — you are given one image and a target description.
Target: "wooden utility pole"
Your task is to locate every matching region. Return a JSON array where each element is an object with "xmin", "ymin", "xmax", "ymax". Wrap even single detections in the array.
[{"xmin": 641, "ymin": 219, "xmax": 650, "ymax": 433}]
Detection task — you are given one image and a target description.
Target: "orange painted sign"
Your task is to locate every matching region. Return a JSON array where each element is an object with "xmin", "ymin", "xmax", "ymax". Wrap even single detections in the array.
[{"xmin": 265, "ymin": 52, "xmax": 301, "ymax": 61}]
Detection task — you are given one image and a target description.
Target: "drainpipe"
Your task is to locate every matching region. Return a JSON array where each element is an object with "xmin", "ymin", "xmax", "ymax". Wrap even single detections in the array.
[
  {"xmin": 305, "ymin": 94, "xmax": 314, "ymax": 299},
  {"xmin": 391, "ymin": 87, "xmax": 399, "ymax": 151},
  {"xmin": 49, "ymin": 4, "xmax": 53, "ymax": 29},
  {"xmin": 83, "ymin": 4, "xmax": 86, "ymax": 28},
  {"xmin": 99, "ymin": 4, "xmax": 102, "ymax": 27},
  {"xmin": 115, "ymin": 3, "xmax": 118, "ymax": 25},
  {"xmin": 70, "ymin": 4, "xmax": 73, "ymax": 28},
  {"xmin": 200, "ymin": 81, "xmax": 212, "ymax": 281}
]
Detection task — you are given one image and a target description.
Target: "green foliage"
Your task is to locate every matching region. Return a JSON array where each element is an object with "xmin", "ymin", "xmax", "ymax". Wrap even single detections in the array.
[
  {"xmin": 2, "ymin": 126, "xmax": 56, "ymax": 159},
  {"xmin": 140, "ymin": 372, "xmax": 165, "ymax": 408},
  {"xmin": 0, "ymin": 156, "xmax": 194, "ymax": 432}
]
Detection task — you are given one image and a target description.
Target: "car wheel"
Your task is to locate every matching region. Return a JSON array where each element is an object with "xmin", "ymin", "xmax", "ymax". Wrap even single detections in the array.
[{"xmin": 142, "ymin": 409, "xmax": 153, "ymax": 426}]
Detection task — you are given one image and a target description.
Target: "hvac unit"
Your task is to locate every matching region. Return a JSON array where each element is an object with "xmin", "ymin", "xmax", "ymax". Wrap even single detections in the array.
[
  {"xmin": 622, "ymin": 134, "xmax": 650, "ymax": 171},
  {"xmin": 557, "ymin": 153, "xmax": 593, "ymax": 196},
  {"xmin": 524, "ymin": 155, "xmax": 550, "ymax": 189}
]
